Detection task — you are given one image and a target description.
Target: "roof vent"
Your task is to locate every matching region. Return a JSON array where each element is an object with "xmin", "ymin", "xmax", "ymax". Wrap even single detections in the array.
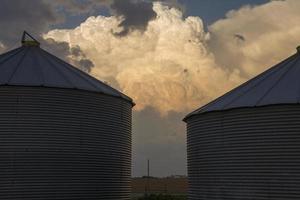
[{"xmin": 21, "ymin": 31, "xmax": 40, "ymax": 47}]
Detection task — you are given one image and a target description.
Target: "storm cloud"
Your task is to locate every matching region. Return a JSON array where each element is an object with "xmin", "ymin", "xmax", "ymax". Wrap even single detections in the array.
[
  {"xmin": 0, "ymin": 0, "xmax": 95, "ymax": 73},
  {"xmin": 45, "ymin": 38, "xmax": 95, "ymax": 73},
  {"xmin": 0, "ymin": 0, "xmax": 60, "ymax": 48},
  {"xmin": 111, "ymin": 0, "xmax": 157, "ymax": 36}
]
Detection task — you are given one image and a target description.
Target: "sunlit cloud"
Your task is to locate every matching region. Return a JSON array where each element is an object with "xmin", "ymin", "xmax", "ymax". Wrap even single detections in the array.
[
  {"xmin": 209, "ymin": 0, "xmax": 300, "ymax": 77},
  {"xmin": 45, "ymin": 2, "xmax": 243, "ymax": 115}
]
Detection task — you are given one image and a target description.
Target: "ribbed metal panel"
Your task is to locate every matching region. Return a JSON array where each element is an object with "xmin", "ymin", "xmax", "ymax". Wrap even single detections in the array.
[
  {"xmin": 0, "ymin": 86, "xmax": 132, "ymax": 200},
  {"xmin": 186, "ymin": 105, "xmax": 300, "ymax": 200}
]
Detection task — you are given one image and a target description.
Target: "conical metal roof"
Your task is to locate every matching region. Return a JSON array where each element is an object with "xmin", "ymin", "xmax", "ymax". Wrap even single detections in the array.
[
  {"xmin": 0, "ymin": 32, "xmax": 133, "ymax": 104},
  {"xmin": 185, "ymin": 48, "xmax": 300, "ymax": 120}
]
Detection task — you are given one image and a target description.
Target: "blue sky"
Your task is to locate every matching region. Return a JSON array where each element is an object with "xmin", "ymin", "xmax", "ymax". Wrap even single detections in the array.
[
  {"xmin": 58, "ymin": 0, "xmax": 269, "ymax": 29},
  {"xmin": 181, "ymin": 0, "xmax": 268, "ymax": 25}
]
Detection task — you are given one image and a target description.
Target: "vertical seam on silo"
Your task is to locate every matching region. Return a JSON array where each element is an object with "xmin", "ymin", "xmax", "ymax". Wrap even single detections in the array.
[
  {"xmin": 41, "ymin": 48, "xmax": 128, "ymax": 100},
  {"xmin": 32, "ymin": 48, "xmax": 45, "ymax": 85},
  {"xmin": 38, "ymin": 48, "xmax": 75, "ymax": 86},
  {"xmin": 7, "ymin": 47, "xmax": 29, "ymax": 84},
  {"xmin": 41, "ymin": 49, "xmax": 100, "ymax": 90},
  {"xmin": 0, "ymin": 47, "xmax": 20, "ymax": 61},
  {"xmin": 256, "ymin": 56, "xmax": 300, "ymax": 105},
  {"xmin": 191, "ymin": 54, "xmax": 297, "ymax": 115},
  {"xmin": 40, "ymin": 48, "xmax": 133, "ymax": 106},
  {"xmin": 223, "ymin": 54, "xmax": 298, "ymax": 109},
  {"xmin": 0, "ymin": 47, "xmax": 24, "ymax": 67}
]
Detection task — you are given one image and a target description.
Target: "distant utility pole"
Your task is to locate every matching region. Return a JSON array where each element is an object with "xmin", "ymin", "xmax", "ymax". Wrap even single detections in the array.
[
  {"xmin": 145, "ymin": 159, "xmax": 150, "ymax": 197},
  {"xmin": 147, "ymin": 159, "xmax": 150, "ymax": 178}
]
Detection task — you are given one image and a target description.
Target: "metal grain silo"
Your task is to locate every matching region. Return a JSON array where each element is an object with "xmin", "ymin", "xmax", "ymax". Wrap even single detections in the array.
[
  {"xmin": 184, "ymin": 48, "xmax": 300, "ymax": 200},
  {"xmin": 0, "ymin": 32, "xmax": 134, "ymax": 200}
]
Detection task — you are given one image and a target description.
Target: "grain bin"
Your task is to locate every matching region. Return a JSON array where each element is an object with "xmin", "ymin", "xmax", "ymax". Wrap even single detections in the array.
[
  {"xmin": 184, "ymin": 48, "xmax": 300, "ymax": 199},
  {"xmin": 0, "ymin": 32, "xmax": 134, "ymax": 200}
]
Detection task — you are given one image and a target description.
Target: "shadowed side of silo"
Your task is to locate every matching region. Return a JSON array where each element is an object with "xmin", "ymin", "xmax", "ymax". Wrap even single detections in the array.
[
  {"xmin": 184, "ymin": 49, "xmax": 300, "ymax": 200},
  {"xmin": 0, "ymin": 32, "xmax": 134, "ymax": 200}
]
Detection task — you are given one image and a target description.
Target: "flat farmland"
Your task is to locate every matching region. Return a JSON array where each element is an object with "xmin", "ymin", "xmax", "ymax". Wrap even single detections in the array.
[{"xmin": 132, "ymin": 177, "xmax": 187, "ymax": 198}]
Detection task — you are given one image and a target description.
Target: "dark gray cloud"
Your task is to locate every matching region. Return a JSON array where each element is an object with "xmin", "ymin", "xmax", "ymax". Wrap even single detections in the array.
[
  {"xmin": 49, "ymin": 0, "xmax": 106, "ymax": 15},
  {"xmin": 157, "ymin": 0, "xmax": 185, "ymax": 12},
  {"xmin": 0, "ymin": 0, "xmax": 94, "ymax": 73},
  {"xmin": 70, "ymin": 45, "xmax": 82, "ymax": 57},
  {"xmin": 0, "ymin": 0, "xmax": 180, "ymax": 41},
  {"xmin": 110, "ymin": 0, "xmax": 184, "ymax": 36},
  {"xmin": 78, "ymin": 59, "xmax": 95, "ymax": 73},
  {"xmin": 70, "ymin": 46, "xmax": 95, "ymax": 73},
  {"xmin": 45, "ymin": 39, "xmax": 94, "ymax": 73},
  {"xmin": 111, "ymin": 0, "xmax": 157, "ymax": 36},
  {"xmin": 0, "ymin": 0, "xmax": 61, "ymax": 48},
  {"xmin": 42, "ymin": 39, "xmax": 95, "ymax": 73}
]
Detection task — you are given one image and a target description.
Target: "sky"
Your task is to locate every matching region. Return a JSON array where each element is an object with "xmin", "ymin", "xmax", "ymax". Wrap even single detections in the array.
[
  {"xmin": 54, "ymin": 0, "xmax": 268, "ymax": 29},
  {"xmin": 1, "ymin": 0, "xmax": 300, "ymax": 177}
]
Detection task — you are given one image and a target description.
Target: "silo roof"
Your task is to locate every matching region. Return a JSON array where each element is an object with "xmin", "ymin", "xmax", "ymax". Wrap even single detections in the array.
[
  {"xmin": 0, "ymin": 32, "xmax": 134, "ymax": 105},
  {"xmin": 185, "ymin": 48, "xmax": 300, "ymax": 120}
]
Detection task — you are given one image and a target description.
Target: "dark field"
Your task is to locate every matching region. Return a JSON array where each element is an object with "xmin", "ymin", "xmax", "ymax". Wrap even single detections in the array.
[
  {"xmin": 131, "ymin": 177, "xmax": 187, "ymax": 199},
  {"xmin": 135, "ymin": 194, "xmax": 187, "ymax": 200}
]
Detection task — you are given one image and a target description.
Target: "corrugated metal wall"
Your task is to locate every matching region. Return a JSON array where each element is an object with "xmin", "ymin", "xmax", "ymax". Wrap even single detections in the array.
[
  {"xmin": 0, "ymin": 86, "xmax": 132, "ymax": 200},
  {"xmin": 186, "ymin": 105, "xmax": 300, "ymax": 200}
]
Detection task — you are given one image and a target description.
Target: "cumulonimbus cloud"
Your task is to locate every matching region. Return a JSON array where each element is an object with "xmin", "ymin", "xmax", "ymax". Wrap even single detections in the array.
[
  {"xmin": 45, "ymin": 2, "xmax": 243, "ymax": 114},
  {"xmin": 43, "ymin": 0, "xmax": 300, "ymax": 177},
  {"xmin": 45, "ymin": 0, "xmax": 300, "ymax": 115}
]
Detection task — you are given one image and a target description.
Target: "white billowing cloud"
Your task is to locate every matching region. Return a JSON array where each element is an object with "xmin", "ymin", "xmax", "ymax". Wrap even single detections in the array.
[
  {"xmin": 209, "ymin": 0, "xmax": 300, "ymax": 77},
  {"xmin": 45, "ymin": 2, "xmax": 243, "ymax": 115},
  {"xmin": 45, "ymin": 0, "xmax": 300, "ymax": 115}
]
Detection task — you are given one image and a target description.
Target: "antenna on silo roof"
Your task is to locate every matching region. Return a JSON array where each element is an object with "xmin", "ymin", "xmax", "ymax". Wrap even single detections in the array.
[{"xmin": 21, "ymin": 31, "xmax": 40, "ymax": 47}]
